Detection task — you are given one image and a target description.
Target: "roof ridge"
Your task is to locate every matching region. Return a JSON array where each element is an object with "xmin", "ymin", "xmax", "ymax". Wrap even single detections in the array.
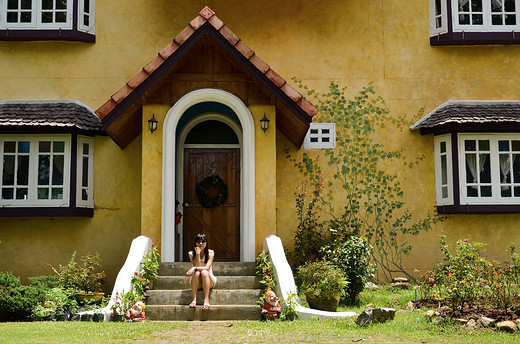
[{"xmin": 96, "ymin": 6, "xmax": 317, "ymax": 120}]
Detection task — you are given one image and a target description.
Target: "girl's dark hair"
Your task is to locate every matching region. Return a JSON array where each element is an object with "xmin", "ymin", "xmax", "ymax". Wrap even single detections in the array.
[{"xmin": 193, "ymin": 233, "xmax": 209, "ymax": 263}]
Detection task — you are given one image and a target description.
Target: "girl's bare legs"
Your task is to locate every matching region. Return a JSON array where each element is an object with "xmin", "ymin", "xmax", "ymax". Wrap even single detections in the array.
[
  {"xmin": 200, "ymin": 270, "xmax": 214, "ymax": 309},
  {"xmin": 190, "ymin": 270, "xmax": 201, "ymax": 307}
]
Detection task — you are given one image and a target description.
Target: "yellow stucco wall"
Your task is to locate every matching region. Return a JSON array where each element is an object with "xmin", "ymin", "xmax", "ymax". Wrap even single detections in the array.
[{"xmin": 1, "ymin": 1, "xmax": 520, "ymax": 283}]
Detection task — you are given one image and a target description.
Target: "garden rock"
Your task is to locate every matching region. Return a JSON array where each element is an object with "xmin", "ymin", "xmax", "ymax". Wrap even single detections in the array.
[
  {"xmin": 388, "ymin": 281, "xmax": 411, "ymax": 289},
  {"xmin": 364, "ymin": 282, "xmax": 378, "ymax": 290},
  {"xmin": 425, "ymin": 310, "xmax": 439, "ymax": 318},
  {"xmin": 405, "ymin": 301, "xmax": 415, "ymax": 310},
  {"xmin": 392, "ymin": 277, "xmax": 408, "ymax": 283},
  {"xmin": 454, "ymin": 318, "xmax": 468, "ymax": 325},
  {"xmin": 356, "ymin": 308, "xmax": 396, "ymax": 326},
  {"xmin": 465, "ymin": 319, "xmax": 478, "ymax": 331},
  {"xmin": 478, "ymin": 317, "xmax": 495, "ymax": 328},
  {"xmin": 496, "ymin": 320, "xmax": 518, "ymax": 333}
]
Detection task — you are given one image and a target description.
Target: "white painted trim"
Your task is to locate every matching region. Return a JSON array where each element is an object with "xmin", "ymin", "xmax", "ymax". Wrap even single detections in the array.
[
  {"xmin": 176, "ymin": 113, "xmax": 243, "ymax": 261},
  {"xmin": 0, "ymin": 0, "xmax": 73, "ymax": 30},
  {"xmin": 434, "ymin": 134, "xmax": 454, "ymax": 206},
  {"xmin": 162, "ymin": 89, "xmax": 255, "ymax": 262},
  {"xmin": 304, "ymin": 123, "xmax": 336, "ymax": 149},
  {"xmin": 451, "ymin": 0, "xmax": 520, "ymax": 32},
  {"xmin": 429, "ymin": 0, "xmax": 448, "ymax": 36},
  {"xmin": 76, "ymin": 135, "xmax": 94, "ymax": 208}
]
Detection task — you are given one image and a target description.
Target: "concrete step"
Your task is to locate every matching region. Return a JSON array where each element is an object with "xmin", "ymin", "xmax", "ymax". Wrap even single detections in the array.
[
  {"xmin": 146, "ymin": 304, "xmax": 262, "ymax": 321},
  {"xmin": 158, "ymin": 262, "xmax": 257, "ymax": 276},
  {"xmin": 146, "ymin": 289, "xmax": 262, "ymax": 305},
  {"xmin": 154, "ymin": 275, "xmax": 261, "ymax": 290}
]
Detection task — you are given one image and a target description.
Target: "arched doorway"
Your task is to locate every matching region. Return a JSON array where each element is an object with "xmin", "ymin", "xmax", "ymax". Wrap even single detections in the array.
[
  {"xmin": 161, "ymin": 89, "xmax": 256, "ymax": 262},
  {"xmin": 178, "ymin": 115, "xmax": 241, "ymax": 261}
]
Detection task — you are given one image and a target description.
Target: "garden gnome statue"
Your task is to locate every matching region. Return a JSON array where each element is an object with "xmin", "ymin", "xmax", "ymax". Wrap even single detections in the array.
[
  {"xmin": 126, "ymin": 301, "xmax": 146, "ymax": 322},
  {"xmin": 261, "ymin": 289, "xmax": 282, "ymax": 320}
]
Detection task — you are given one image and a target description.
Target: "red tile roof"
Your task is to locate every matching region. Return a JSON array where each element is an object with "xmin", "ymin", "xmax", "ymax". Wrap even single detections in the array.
[{"xmin": 96, "ymin": 6, "xmax": 318, "ymax": 146}]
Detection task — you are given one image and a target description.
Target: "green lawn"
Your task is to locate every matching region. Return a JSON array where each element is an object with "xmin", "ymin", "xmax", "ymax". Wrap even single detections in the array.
[{"xmin": 1, "ymin": 287, "xmax": 518, "ymax": 344}]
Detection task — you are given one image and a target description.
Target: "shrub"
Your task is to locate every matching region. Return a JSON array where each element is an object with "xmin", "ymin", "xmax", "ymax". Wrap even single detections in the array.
[
  {"xmin": 0, "ymin": 271, "xmax": 21, "ymax": 288},
  {"xmin": 0, "ymin": 283, "xmax": 43, "ymax": 322},
  {"xmin": 28, "ymin": 275, "xmax": 60, "ymax": 291},
  {"xmin": 296, "ymin": 259, "xmax": 348, "ymax": 296},
  {"xmin": 255, "ymin": 250, "xmax": 276, "ymax": 306},
  {"xmin": 322, "ymin": 235, "xmax": 376, "ymax": 304},
  {"xmin": 51, "ymin": 252, "xmax": 106, "ymax": 292}
]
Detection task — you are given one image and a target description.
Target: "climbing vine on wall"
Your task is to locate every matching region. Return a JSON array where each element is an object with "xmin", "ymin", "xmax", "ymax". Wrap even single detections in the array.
[{"xmin": 286, "ymin": 80, "xmax": 445, "ymax": 281}]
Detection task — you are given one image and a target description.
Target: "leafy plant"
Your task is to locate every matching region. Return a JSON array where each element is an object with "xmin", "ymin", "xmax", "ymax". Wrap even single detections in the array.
[
  {"xmin": 255, "ymin": 250, "xmax": 276, "ymax": 306},
  {"xmin": 281, "ymin": 291, "xmax": 298, "ymax": 320},
  {"xmin": 0, "ymin": 273, "xmax": 43, "ymax": 322},
  {"xmin": 131, "ymin": 272, "xmax": 148, "ymax": 299},
  {"xmin": 140, "ymin": 243, "xmax": 160, "ymax": 282},
  {"xmin": 51, "ymin": 252, "xmax": 106, "ymax": 293},
  {"xmin": 287, "ymin": 81, "xmax": 444, "ymax": 281},
  {"xmin": 0, "ymin": 271, "xmax": 21, "ymax": 289},
  {"xmin": 296, "ymin": 259, "xmax": 348, "ymax": 296},
  {"xmin": 111, "ymin": 290, "xmax": 142, "ymax": 316},
  {"xmin": 322, "ymin": 235, "xmax": 376, "ymax": 304},
  {"xmin": 28, "ymin": 275, "xmax": 60, "ymax": 291}
]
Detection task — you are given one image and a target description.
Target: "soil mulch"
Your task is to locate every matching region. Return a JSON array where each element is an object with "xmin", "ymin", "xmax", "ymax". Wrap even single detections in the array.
[{"xmin": 412, "ymin": 299, "xmax": 520, "ymax": 321}]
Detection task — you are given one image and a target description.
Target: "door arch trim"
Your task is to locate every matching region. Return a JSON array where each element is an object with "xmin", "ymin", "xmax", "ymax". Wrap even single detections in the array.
[{"xmin": 162, "ymin": 88, "xmax": 255, "ymax": 262}]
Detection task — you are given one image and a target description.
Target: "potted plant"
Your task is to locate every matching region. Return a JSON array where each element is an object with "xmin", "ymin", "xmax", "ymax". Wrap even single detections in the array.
[
  {"xmin": 281, "ymin": 291, "xmax": 298, "ymax": 321},
  {"xmin": 51, "ymin": 252, "xmax": 106, "ymax": 304},
  {"xmin": 296, "ymin": 259, "xmax": 348, "ymax": 312}
]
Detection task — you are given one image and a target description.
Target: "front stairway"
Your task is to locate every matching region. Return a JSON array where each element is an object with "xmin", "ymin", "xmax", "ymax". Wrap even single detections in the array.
[{"xmin": 145, "ymin": 262, "xmax": 262, "ymax": 321}]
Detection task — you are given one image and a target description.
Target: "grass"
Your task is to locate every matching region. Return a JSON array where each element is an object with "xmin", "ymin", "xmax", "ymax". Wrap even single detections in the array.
[{"xmin": 1, "ymin": 287, "xmax": 518, "ymax": 344}]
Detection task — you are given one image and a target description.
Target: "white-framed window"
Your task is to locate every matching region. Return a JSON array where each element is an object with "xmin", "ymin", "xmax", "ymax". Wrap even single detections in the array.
[
  {"xmin": 304, "ymin": 123, "xmax": 336, "ymax": 149},
  {"xmin": 457, "ymin": 133, "xmax": 520, "ymax": 204},
  {"xmin": 1, "ymin": 0, "xmax": 73, "ymax": 29},
  {"xmin": 434, "ymin": 134, "xmax": 454, "ymax": 205},
  {"xmin": 0, "ymin": 135, "xmax": 71, "ymax": 207},
  {"xmin": 76, "ymin": 135, "xmax": 94, "ymax": 208},
  {"xmin": 77, "ymin": 0, "xmax": 95, "ymax": 33},
  {"xmin": 451, "ymin": 0, "xmax": 520, "ymax": 32},
  {"xmin": 430, "ymin": 0, "xmax": 449, "ymax": 35}
]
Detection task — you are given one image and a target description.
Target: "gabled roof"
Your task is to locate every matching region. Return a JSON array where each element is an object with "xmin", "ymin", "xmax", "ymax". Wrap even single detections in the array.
[
  {"xmin": 0, "ymin": 100, "xmax": 103, "ymax": 134},
  {"xmin": 96, "ymin": 6, "xmax": 317, "ymax": 148},
  {"xmin": 411, "ymin": 100, "xmax": 520, "ymax": 135}
]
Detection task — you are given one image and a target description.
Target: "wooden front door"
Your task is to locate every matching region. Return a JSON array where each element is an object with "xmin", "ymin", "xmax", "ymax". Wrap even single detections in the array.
[{"xmin": 183, "ymin": 148, "xmax": 240, "ymax": 261}]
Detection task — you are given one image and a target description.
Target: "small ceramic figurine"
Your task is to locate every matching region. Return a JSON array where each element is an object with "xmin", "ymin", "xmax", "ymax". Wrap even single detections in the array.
[
  {"xmin": 125, "ymin": 301, "xmax": 146, "ymax": 322},
  {"xmin": 261, "ymin": 289, "xmax": 282, "ymax": 320}
]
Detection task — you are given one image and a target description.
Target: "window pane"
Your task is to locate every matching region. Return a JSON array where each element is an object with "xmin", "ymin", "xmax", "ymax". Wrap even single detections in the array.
[
  {"xmin": 515, "ymin": 186, "xmax": 520, "ymax": 196},
  {"xmin": 436, "ymin": 17, "xmax": 443, "ymax": 28},
  {"xmin": 310, "ymin": 137, "xmax": 318, "ymax": 143},
  {"xmin": 499, "ymin": 154, "xmax": 511, "ymax": 183},
  {"xmin": 442, "ymin": 186, "xmax": 448, "ymax": 198},
  {"xmin": 513, "ymin": 154, "xmax": 520, "ymax": 182},
  {"xmin": 505, "ymin": 14, "xmax": 516, "ymax": 24},
  {"xmin": 440, "ymin": 141, "xmax": 446, "ymax": 153},
  {"xmin": 83, "ymin": 15, "xmax": 89, "ymax": 26},
  {"xmin": 18, "ymin": 141, "xmax": 30, "ymax": 153},
  {"xmin": 4, "ymin": 142, "xmax": 15, "ymax": 153},
  {"xmin": 513, "ymin": 141, "xmax": 520, "ymax": 151},
  {"xmin": 466, "ymin": 153, "xmax": 477, "ymax": 183},
  {"xmin": 435, "ymin": 0, "xmax": 442, "ymax": 15},
  {"xmin": 492, "ymin": 0, "xmax": 503, "ymax": 12},
  {"xmin": 505, "ymin": 0, "xmax": 516, "ymax": 11},
  {"xmin": 38, "ymin": 155, "xmax": 50, "ymax": 185},
  {"xmin": 16, "ymin": 188, "xmax": 28, "ymax": 200},
  {"xmin": 84, "ymin": 0, "xmax": 90, "ymax": 10},
  {"xmin": 8, "ymin": 0, "xmax": 18, "ymax": 9},
  {"xmin": 441, "ymin": 155, "xmax": 448, "ymax": 184},
  {"xmin": 481, "ymin": 186, "xmax": 492, "ymax": 197},
  {"xmin": 38, "ymin": 188, "xmax": 49, "ymax": 200},
  {"xmin": 480, "ymin": 154, "xmax": 491, "ymax": 183},
  {"xmin": 2, "ymin": 155, "xmax": 15, "ymax": 185},
  {"xmin": 499, "ymin": 140, "xmax": 509, "ymax": 151},
  {"xmin": 51, "ymin": 188, "xmax": 63, "ymax": 199},
  {"xmin": 56, "ymin": 11, "xmax": 66, "ymax": 22},
  {"xmin": 467, "ymin": 186, "xmax": 478, "ymax": 197},
  {"xmin": 20, "ymin": 11, "xmax": 31, "ymax": 22},
  {"xmin": 472, "ymin": 14, "xmax": 483, "ymax": 24},
  {"xmin": 460, "ymin": 14, "xmax": 470, "ymax": 24},
  {"xmin": 6, "ymin": 12, "xmax": 18, "ymax": 23},
  {"xmin": 82, "ymin": 156, "xmax": 89, "ymax": 187},
  {"xmin": 501, "ymin": 186, "xmax": 512, "ymax": 197},
  {"xmin": 57, "ymin": 0, "xmax": 67, "ymax": 9},
  {"xmin": 42, "ymin": 0, "xmax": 53, "ymax": 10},
  {"xmin": 53, "ymin": 141, "xmax": 65, "ymax": 153},
  {"xmin": 21, "ymin": 0, "xmax": 31, "ymax": 9},
  {"xmin": 2, "ymin": 188, "xmax": 14, "ymax": 200},
  {"xmin": 82, "ymin": 188, "xmax": 88, "ymax": 201},
  {"xmin": 52, "ymin": 155, "xmax": 64, "ymax": 185},
  {"xmin": 478, "ymin": 140, "xmax": 490, "ymax": 151},
  {"xmin": 473, "ymin": 0, "xmax": 483, "ymax": 11},
  {"xmin": 41, "ymin": 12, "xmax": 52, "ymax": 23},
  {"xmin": 39, "ymin": 141, "xmax": 51, "ymax": 153},
  {"xmin": 493, "ymin": 14, "xmax": 503, "ymax": 24},
  {"xmin": 462, "ymin": 1, "xmax": 470, "ymax": 11},
  {"xmin": 17, "ymin": 155, "xmax": 29, "ymax": 185},
  {"xmin": 82, "ymin": 143, "xmax": 89, "ymax": 155},
  {"xmin": 310, "ymin": 129, "xmax": 318, "ymax": 134},
  {"xmin": 465, "ymin": 140, "xmax": 476, "ymax": 151}
]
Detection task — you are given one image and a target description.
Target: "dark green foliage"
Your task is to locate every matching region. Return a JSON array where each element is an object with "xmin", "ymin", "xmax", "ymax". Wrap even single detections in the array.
[
  {"xmin": 0, "ymin": 283, "xmax": 43, "ymax": 322},
  {"xmin": 0, "ymin": 271, "xmax": 21, "ymax": 288},
  {"xmin": 322, "ymin": 235, "xmax": 375, "ymax": 304},
  {"xmin": 255, "ymin": 250, "xmax": 276, "ymax": 306},
  {"xmin": 28, "ymin": 275, "xmax": 60, "ymax": 291}
]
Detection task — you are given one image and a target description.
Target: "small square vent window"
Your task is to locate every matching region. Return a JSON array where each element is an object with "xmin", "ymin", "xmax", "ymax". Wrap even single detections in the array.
[{"xmin": 304, "ymin": 123, "xmax": 336, "ymax": 149}]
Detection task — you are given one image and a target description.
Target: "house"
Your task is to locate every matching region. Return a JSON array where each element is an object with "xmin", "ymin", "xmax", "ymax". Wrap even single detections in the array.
[{"xmin": 1, "ymin": 1, "xmax": 520, "ymax": 286}]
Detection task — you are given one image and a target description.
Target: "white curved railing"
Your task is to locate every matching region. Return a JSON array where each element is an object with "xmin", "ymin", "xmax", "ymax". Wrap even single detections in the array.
[{"xmin": 263, "ymin": 235, "xmax": 357, "ymax": 320}]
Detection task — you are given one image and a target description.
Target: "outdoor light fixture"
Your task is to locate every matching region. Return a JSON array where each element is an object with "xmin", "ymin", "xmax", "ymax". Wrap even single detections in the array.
[
  {"xmin": 260, "ymin": 113, "xmax": 270, "ymax": 132},
  {"xmin": 148, "ymin": 113, "xmax": 158, "ymax": 133}
]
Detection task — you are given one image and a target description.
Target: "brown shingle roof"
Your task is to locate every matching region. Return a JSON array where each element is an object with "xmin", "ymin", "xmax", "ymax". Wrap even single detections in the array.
[
  {"xmin": 411, "ymin": 100, "xmax": 520, "ymax": 134},
  {"xmin": 96, "ymin": 6, "xmax": 317, "ymax": 147},
  {"xmin": 0, "ymin": 100, "xmax": 103, "ymax": 134}
]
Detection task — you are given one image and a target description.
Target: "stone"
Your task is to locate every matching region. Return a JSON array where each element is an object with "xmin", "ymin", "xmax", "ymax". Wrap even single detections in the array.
[
  {"xmin": 478, "ymin": 316, "xmax": 496, "ymax": 328},
  {"xmin": 355, "ymin": 308, "xmax": 396, "ymax": 326},
  {"xmin": 364, "ymin": 282, "xmax": 378, "ymax": 290},
  {"xmin": 392, "ymin": 277, "xmax": 408, "ymax": 283},
  {"xmin": 389, "ymin": 282, "xmax": 411, "ymax": 289},
  {"xmin": 496, "ymin": 320, "xmax": 518, "ymax": 333},
  {"xmin": 405, "ymin": 301, "xmax": 415, "ymax": 310},
  {"xmin": 466, "ymin": 319, "xmax": 478, "ymax": 331},
  {"xmin": 454, "ymin": 318, "xmax": 468, "ymax": 325}
]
